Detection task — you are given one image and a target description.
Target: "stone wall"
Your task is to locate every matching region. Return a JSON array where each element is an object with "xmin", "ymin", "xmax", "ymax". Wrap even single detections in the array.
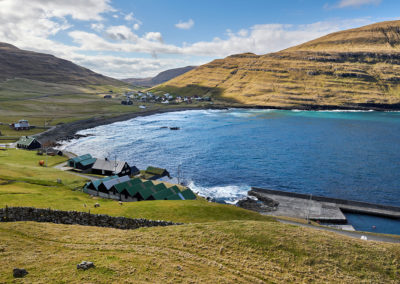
[{"xmin": 0, "ymin": 207, "xmax": 181, "ymax": 230}]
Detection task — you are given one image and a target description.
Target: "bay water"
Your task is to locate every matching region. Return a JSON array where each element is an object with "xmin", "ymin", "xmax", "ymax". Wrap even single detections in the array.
[{"xmin": 61, "ymin": 109, "xmax": 400, "ymax": 234}]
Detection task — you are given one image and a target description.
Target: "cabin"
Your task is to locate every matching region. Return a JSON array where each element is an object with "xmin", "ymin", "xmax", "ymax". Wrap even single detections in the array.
[
  {"xmin": 144, "ymin": 166, "xmax": 170, "ymax": 180},
  {"xmin": 97, "ymin": 175, "xmax": 130, "ymax": 198},
  {"xmin": 16, "ymin": 136, "xmax": 42, "ymax": 150},
  {"xmin": 67, "ymin": 154, "xmax": 96, "ymax": 170},
  {"xmin": 46, "ymin": 148, "xmax": 63, "ymax": 156},
  {"xmin": 91, "ymin": 158, "xmax": 131, "ymax": 176},
  {"xmin": 130, "ymin": 165, "xmax": 140, "ymax": 176},
  {"xmin": 83, "ymin": 175, "xmax": 197, "ymax": 202},
  {"xmin": 11, "ymin": 120, "xmax": 30, "ymax": 131},
  {"xmin": 38, "ymin": 148, "xmax": 63, "ymax": 156}
]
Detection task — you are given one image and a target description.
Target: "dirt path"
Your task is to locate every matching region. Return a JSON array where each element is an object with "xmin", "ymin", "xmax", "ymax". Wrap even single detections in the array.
[{"xmin": 53, "ymin": 161, "xmax": 97, "ymax": 181}]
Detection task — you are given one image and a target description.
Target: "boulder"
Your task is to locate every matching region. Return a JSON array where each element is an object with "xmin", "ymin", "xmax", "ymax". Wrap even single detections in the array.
[
  {"xmin": 13, "ymin": 268, "xmax": 28, "ymax": 278},
  {"xmin": 77, "ymin": 261, "xmax": 95, "ymax": 270}
]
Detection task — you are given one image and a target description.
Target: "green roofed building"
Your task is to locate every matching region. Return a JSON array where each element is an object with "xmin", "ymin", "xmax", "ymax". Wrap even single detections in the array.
[
  {"xmin": 16, "ymin": 136, "xmax": 42, "ymax": 150},
  {"xmin": 180, "ymin": 189, "xmax": 197, "ymax": 200},
  {"xmin": 153, "ymin": 183, "xmax": 168, "ymax": 192},
  {"xmin": 83, "ymin": 175, "xmax": 197, "ymax": 202},
  {"xmin": 68, "ymin": 154, "xmax": 96, "ymax": 170},
  {"xmin": 84, "ymin": 175, "xmax": 118, "ymax": 192},
  {"xmin": 153, "ymin": 188, "xmax": 176, "ymax": 200},
  {"xmin": 144, "ymin": 166, "xmax": 170, "ymax": 180}
]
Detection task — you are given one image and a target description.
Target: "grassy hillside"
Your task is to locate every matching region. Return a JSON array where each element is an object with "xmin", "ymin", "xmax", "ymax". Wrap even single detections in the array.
[
  {"xmin": 0, "ymin": 220, "xmax": 399, "ymax": 283},
  {"xmin": 154, "ymin": 20, "xmax": 400, "ymax": 109},
  {"xmin": 0, "ymin": 149, "xmax": 269, "ymax": 223},
  {"xmin": 287, "ymin": 20, "xmax": 400, "ymax": 52},
  {"xmin": 0, "ymin": 42, "xmax": 124, "ymax": 86},
  {"xmin": 0, "ymin": 145, "xmax": 400, "ymax": 282}
]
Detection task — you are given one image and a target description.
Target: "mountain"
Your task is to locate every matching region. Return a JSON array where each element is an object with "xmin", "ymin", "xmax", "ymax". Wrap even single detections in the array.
[
  {"xmin": 0, "ymin": 42, "xmax": 124, "ymax": 86},
  {"xmin": 123, "ymin": 66, "xmax": 196, "ymax": 87},
  {"xmin": 154, "ymin": 21, "xmax": 400, "ymax": 109}
]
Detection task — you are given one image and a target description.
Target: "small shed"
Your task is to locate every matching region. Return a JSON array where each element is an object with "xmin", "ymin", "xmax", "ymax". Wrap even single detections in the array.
[
  {"xmin": 92, "ymin": 158, "xmax": 131, "ymax": 176},
  {"xmin": 145, "ymin": 166, "xmax": 170, "ymax": 179},
  {"xmin": 11, "ymin": 120, "xmax": 30, "ymax": 131},
  {"xmin": 46, "ymin": 148, "xmax": 63, "ymax": 156},
  {"xmin": 16, "ymin": 136, "xmax": 42, "ymax": 150},
  {"xmin": 130, "ymin": 166, "xmax": 140, "ymax": 176},
  {"xmin": 67, "ymin": 154, "xmax": 96, "ymax": 170}
]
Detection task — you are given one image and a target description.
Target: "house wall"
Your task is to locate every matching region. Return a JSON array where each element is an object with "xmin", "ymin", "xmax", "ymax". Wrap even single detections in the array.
[{"xmin": 85, "ymin": 188, "xmax": 99, "ymax": 196}]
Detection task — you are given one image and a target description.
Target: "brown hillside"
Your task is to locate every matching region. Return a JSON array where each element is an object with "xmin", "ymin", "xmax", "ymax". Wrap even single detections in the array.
[
  {"xmin": 154, "ymin": 21, "xmax": 400, "ymax": 109},
  {"xmin": 0, "ymin": 42, "xmax": 125, "ymax": 86},
  {"xmin": 287, "ymin": 20, "xmax": 400, "ymax": 52}
]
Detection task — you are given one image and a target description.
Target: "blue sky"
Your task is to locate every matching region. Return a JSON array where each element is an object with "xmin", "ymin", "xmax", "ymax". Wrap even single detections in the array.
[{"xmin": 0, "ymin": 0, "xmax": 398, "ymax": 78}]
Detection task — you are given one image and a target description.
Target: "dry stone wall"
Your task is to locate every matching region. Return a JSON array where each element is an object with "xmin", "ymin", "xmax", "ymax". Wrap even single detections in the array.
[{"xmin": 0, "ymin": 207, "xmax": 181, "ymax": 229}]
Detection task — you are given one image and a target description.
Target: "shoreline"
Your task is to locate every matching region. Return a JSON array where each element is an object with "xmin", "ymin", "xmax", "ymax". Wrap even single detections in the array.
[
  {"xmin": 35, "ymin": 102, "xmax": 400, "ymax": 143},
  {"xmin": 35, "ymin": 106, "xmax": 226, "ymax": 143}
]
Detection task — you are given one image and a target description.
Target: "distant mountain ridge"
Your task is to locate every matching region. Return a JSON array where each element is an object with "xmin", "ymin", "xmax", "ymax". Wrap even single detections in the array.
[
  {"xmin": 123, "ymin": 66, "xmax": 196, "ymax": 87},
  {"xmin": 0, "ymin": 42, "xmax": 124, "ymax": 86},
  {"xmin": 154, "ymin": 20, "xmax": 400, "ymax": 109}
]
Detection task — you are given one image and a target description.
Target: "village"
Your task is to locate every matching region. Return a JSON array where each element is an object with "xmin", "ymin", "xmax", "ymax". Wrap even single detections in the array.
[
  {"xmin": 3, "ymin": 119, "xmax": 197, "ymax": 204},
  {"xmin": 113, "ymin": 91, "xmax": 212, "ymax": 105}
]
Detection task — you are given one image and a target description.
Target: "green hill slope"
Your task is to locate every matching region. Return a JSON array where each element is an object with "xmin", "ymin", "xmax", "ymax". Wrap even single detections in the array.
[{"xmin": 0, "ymin": 42, "xmax": 124, "ymax": 86}]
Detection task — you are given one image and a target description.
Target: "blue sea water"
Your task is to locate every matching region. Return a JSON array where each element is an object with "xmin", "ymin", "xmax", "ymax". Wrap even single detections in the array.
[
  {"xmin": 61, "ymin": 108, "xmax": 400, "ymax": 206},
  {"xmin": 344, "ymin": 213, "xmax": 400, "ymax": 235}
]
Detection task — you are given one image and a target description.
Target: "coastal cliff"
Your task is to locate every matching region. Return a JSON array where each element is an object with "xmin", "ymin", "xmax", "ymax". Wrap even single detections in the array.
[{"xmin": 154, "ymin": 20, "xmax": 400, "ymax": 109}]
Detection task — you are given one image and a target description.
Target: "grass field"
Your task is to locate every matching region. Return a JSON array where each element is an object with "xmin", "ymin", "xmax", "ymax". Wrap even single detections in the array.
[
  {"xmin": 0, "ymin": 128, "xmax": 400, "ymax": 283},
  {"xmin": 0, "ymin": 149, "xmax": 270, "ymax": 223},
  {"xmin": 0, "ymin": 78, "xmax": 222, "ymax": 142},
  {"xmin": 0, "ymin": 220, "xmax": 399, "ymax": 283}
]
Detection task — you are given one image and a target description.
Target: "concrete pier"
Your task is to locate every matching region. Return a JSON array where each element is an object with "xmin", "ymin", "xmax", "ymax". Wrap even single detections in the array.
[{"xmin": 250, "ymin": 187, "xmax": 400, "ymax": 223}]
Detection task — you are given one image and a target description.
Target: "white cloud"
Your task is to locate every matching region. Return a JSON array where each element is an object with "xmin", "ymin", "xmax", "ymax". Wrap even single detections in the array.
[
  {"xmin": 68, "ymin": 18, "xmax": 375, "ymax": 60},
  {"xmin": 328, "ymin": 0, "xmax": 381, "ymax": 9},
  {"xmin": 124, "ymin": 12, "xmax": 134, "ymax": 21},
  {"xmin": 91, "ymin": 23, "xmax": 104, "ymax": 32},
  {"xmin": 180, "ymin": 18, "xmax": 375, "ymax": 57},
  {"xmin": 145, "ymin": 32, "xmax": 163, "ymax": 43},
  {"xmin": 175, "ymin": 19, "xmax": 194, "ymax": 30},
  {"xmin": 106, "ymin": 25, "xmax": 139, "ymax": 42},
  {"xmin": 69, "ymin": 53, "xmax": 187, "ymax": 79},
  {"xmin": 238, "ymin": 29, "xmax": 249, "ymax": 37},
  {"xmin": 0, "ymin": 0, "xmax": 383, "ymax": 78}
]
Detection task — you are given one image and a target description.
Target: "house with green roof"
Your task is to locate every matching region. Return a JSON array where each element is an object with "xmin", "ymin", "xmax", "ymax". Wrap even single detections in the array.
[
  {"xmin": 67, "ymin": 154, "xmax": 96, "ymax": 171},
  {"xmin": 16, "ymin": 136, "xmax": 42, "ymax": 150},
  {"xmin": 144, "ymin": 166, "xmax": 170, "ymax": 180},
  {"xmin": 83, "ymin": 175, "xmax": 197, "ymax": 202}
]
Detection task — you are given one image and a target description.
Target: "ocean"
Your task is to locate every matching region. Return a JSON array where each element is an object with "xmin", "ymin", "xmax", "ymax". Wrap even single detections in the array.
[{"xmin": 61, "ymin": 109, "xmax": 400, "ymax": 234}]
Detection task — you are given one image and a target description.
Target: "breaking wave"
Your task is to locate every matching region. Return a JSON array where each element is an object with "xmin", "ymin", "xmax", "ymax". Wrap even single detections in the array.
[{"xmin": 187, "ymin": 181, "xmax": 250, "ymax": 204}]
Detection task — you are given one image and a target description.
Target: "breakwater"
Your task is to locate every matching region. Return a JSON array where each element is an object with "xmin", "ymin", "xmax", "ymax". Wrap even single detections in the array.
[
  {"xmin": 250, "ymin": 187, "xmax": 400, "ymax": 221},
  {"xmin": 0, "ymin": 207, "xmax": 181, "ymax": 229}
]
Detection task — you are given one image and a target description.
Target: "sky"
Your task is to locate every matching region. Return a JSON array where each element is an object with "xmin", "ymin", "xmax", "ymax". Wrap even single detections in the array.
[{"xmin": 0, "ymin": 0, "xmax": 398, "ymax": 79}]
